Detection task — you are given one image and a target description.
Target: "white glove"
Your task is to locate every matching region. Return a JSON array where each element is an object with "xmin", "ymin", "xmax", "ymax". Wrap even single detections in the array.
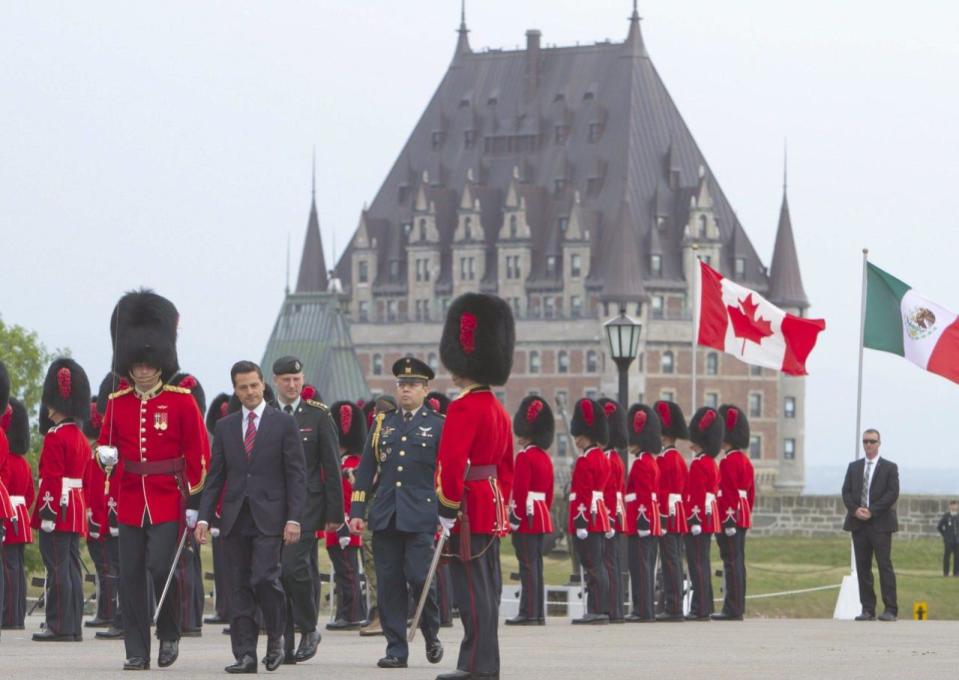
[
  {"xmin": 339, "ymin": 535, "xmax": 351, "ymax": 549},
  {"xmin": 637, "ymin": 530, "xmax": 651, "ymax": 538},
  {"xmin": 604, "ymin": 529, "xmax": 616, "ymax": 539},
  {"xmin": 439, "ymin": 516, "xmax": 456, "ymax": 537},
  {"xmin": 185, "ymin": 509, "xmax": 198, "ymax": 529},
  {"xmin": 210, "ymin": 526, "xmax": 220, "ymax": 538},
  {"xmin": 724, "ymin": 526, "xmax": 737, "ymax": 536},
  {"xmin": 109, "ymin": 526, "xmax": 120, "ymax": 537},
  {"xmin": 96, "ymin": 445, "xmax": 119, "ymax": 468},
  {"xmin": 41, "ymin": 520, "xmax": 56, "ymax": 533},
  {"xmin": 690, "ymin": 524, "xmax": 702, "ymax": 536},
  {"xmin": 575, "ymin": 528, "xmax": 588, "ymax": 540}
]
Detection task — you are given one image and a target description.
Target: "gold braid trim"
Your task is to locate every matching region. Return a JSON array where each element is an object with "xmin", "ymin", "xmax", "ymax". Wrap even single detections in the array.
[{"xmin": 371, "ymin": 412, "xmax": 386, "ymax": 471}]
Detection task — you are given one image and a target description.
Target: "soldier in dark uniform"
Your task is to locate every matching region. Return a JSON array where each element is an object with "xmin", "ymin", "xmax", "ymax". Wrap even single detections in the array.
[
  {"xmin": 348, "ymin": 357, "xmax": 444, "ymax": 669},
  {"xmin": 270, "ymin": 356, "xmax": 343, "ymax": 665}
]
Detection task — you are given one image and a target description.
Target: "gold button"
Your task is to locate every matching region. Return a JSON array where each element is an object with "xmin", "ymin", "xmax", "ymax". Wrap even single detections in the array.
[
  {"xmin": 140, "ymin": 428, "xmax": 146, "ymax": 433},
  {"xmin": 397, "ymin": 466, "xmax": 404, "ymax": 472},
  {"xmin": 401, "ymin": 436, "xmax": 407, "ymax": 442},
  {"xmin": 396, "ymin": 481, "xmax": 402, "ymax": 487},
  {"xmin": 399, "ymin": 451, "xmax": 405, "ymax": 457}
]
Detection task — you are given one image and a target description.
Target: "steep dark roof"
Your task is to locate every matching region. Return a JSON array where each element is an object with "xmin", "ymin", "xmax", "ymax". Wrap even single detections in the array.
[
  {"xmin": 767, "ymin": 190, "xmax": 809, "ymax": 309},
  {"xmin": 295, "ymin": 196, "xmax": 329, "ymax": 293}
]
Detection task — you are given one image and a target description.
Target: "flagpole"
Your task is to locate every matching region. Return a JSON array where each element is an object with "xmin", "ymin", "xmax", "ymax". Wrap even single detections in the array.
[{"xmin": 690, "ymin": 245, "xmax": 699, "ymax": 413}]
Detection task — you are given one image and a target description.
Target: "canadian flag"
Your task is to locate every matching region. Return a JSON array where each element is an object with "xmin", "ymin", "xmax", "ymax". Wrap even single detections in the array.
[{"xmin": 696, "ymin": 260, "xmax": 826, "ymax": 376}]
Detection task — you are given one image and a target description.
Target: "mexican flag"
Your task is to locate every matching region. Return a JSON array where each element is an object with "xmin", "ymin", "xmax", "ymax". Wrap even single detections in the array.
[
  {"xmin": 864, "ymin": 262, "xmax": 959, "ymax": 385},
  {"xmin": 696, "ymin": 260, "xmax": 826, "ymax": 376}
]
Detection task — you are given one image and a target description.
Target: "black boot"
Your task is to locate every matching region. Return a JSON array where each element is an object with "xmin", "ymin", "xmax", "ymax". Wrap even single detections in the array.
[{"xmin": 157, "ymin": 639, "xmax": 179, "ymax": 667}]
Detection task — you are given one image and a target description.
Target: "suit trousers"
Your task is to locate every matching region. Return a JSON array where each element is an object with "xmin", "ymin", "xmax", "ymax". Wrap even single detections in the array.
[
  {"xmin": 39, "ymin": 531, "xmax": 83, "ymax": 637},
  {"xmin": 2, "ymin": 543, "xmax": 27, "ymax": 628},
  {"xmin": 449, "ymin": 533, "xmax": 501, "ymax": 675},
  {"xmin": 511, "ymin": 533, "xmax": 545, "ymax": 621},
  {"xmin": 852, "ymin": 525, "xmax": 897, "ymax": 616},
  {"xmin": 226, "ymin": 504, "xmax": 286, "ymax": 660},
  {"xmin": 715, "ymin": 528, "xmax": 748, "ymax": 617},
  {"xmin": 328, "ymin": 545, "xmax": 367, "ymax": 623},
  {"xmin": 574, "ymin": 532, "xmax": 607, "ymax": 616},
  {"xmin": 281, "ymin": 531, "xmax": 319, "ymax": 650},
  {"xmin": 658, "ymin": 532, "xmax": 685, "ymax": 617},
  {"xmin": 437, "ymin": 562, "xmax": 454, "ymax": 625},
  {"xmin": 119, "ymin": 520, "xmax": 181, "ymax": 659},
  {"xmin": 212, "ymin": 534, "xmax": 231, "ymax": 621},
  {"xmin": 684, "ymin": 532, "xmax": 714, "ymax": 617},
  {"xmin": 627, "ymin": 534, "xmax": 658, "ymax": 620},
  {"xmin": 87, "ymin": 537, "xmax": 120, "ymax": 624},
  {"xmin": 942, "ymin": 541, "xmax": 959, "ymax": 576},
  {"xmin": 373, "ymin": 522, "xmax": 439, "ymax": 659},
  {"xmin": 603, "ymin": 534, "xmax": 624, "ymax": 620}
]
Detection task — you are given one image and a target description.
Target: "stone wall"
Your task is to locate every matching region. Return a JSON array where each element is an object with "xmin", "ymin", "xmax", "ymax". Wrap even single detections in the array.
[{"xmin": 751, "ymin": 495, "xmax": 954, "ymax": 539}]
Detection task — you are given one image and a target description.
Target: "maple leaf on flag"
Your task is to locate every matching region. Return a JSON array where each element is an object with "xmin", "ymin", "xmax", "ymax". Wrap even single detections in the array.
[{"xmin": 727, "ymin": 294, "xmax": 773, "ymax": 354}]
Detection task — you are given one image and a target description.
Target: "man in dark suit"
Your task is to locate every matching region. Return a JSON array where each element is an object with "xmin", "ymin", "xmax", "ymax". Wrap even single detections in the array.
[
  {"xmin": 197, "ymin": 361, "xmax": 307, "ymax": 673},
  {"xmin": 936, "ymin": 500, "xmax": 959, "ymax": 577},
  {"xmin": 842, "ymin": 428, "xmax": 899, "ymax": 622}
]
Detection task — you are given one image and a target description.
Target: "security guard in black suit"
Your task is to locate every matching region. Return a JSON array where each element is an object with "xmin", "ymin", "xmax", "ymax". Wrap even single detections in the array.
[
  {"xmin": 348, "ymin": 357, "xmax": 444, "ymax": 669},
  {"xmin": 271, "ymin": 356, "xmax": 344, "ymax": 664}
]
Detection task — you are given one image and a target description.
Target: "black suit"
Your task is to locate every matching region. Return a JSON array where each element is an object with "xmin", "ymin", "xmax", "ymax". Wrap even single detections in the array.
[
  {"xmin": 841, "ymin": 456, "xmax": 899, "ymax": 616},
  {"xmin": 199, "ymin": 405, "xmax": 307, "ymax": 661},
  {"xmin": 937, "ymin": 512, "xmax": 959, "ymax": 576}
]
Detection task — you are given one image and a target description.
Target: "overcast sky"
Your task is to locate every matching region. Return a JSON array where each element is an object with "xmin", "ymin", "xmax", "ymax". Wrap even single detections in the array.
[{"xmin": 2, "ymin": 1, "xmax": 958, "ymax": 474}]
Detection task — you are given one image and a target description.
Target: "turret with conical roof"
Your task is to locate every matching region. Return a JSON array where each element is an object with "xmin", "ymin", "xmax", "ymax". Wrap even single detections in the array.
[
  {"xmin": 767, "ymin": 177, "xmax": 808, "ymax": 310},
  {"xmin": 295, "ymin": 165, "xmax": 329, "ymax": 293}
]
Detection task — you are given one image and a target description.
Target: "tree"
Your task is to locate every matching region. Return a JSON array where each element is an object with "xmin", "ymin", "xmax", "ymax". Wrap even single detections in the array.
[{"xmin": 0, "ymin": 315, "xmax": 56, "ymax": 420}]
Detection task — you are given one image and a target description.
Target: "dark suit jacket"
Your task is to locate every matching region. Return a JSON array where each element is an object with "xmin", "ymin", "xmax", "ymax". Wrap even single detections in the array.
[
  {"xmin": 842, "ymin": 456, "xmax": 899, "ymax": 533},
  {"xmin": 290, "ymin": 400, "xmax": 343, "ymax": 533},
  {"xmin": 199, "ymin": 405, "xmax": 307, "ymax": 537}
]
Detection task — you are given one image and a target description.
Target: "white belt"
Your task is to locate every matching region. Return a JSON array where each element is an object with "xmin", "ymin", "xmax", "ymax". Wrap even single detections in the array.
[
  {"xmin": 569, "ymin": 492, "xmax": 577, "ymax": 501},
  {"xmin": 651, "ymin": 492, "xmax": 658, "ymax": 502},
  {"xmin": 62, "ymin": 478, "xmax": 83, "ymax": 492},
  {"xmin": 668, "ymin": 493, "xmax": 682, "ymax": 508},
  {"xmin": 591, "ymin": 491, "xmax": 604, "ymax": 513},
  {"xmin": 738, "ymin": 489, "xmax": 748, "ymax": 499},
  {"xmin": 10, "ymin": 496, "xmax": 26, "ymax": 507},
  {"xmin": 705, "ymin": 492, "xmax": 716, "ymax": 513},
  {"xmin": 526, "ymin": 491, "xmax": 546, "ymax": 515},
  {"xmin": 624, "ymin": 493, "xmax": 637, "ymax": 502}
]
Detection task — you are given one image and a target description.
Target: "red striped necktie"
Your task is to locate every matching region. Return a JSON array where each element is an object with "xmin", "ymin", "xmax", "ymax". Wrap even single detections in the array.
[{"xmin": 244, "ymin": 411, "xmax": 257, "ymax": 460}]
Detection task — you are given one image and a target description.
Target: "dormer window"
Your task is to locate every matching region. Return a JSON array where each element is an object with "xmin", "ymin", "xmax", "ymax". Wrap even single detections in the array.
[
  {"xmin": 570, "ymin": 254, "xmax": 582, "ymax": 278},
  {"xmin": 388, "ymin": 260, "xmax": 400, "ymax": 280},
  {"xmin": 419, "ymin": 218, "xmax": 428, "ymax": 241},
  {"xmin": 558, "ymin": 217, "xmax": 568, "ymax": 232},
  {"xmin": 431, "ymin": 130, "xmax": 445, "ymax": 149},
  {"xmin": 734, "ymin": 257, "xmax": 746, "ymax": 279},
  {"xmin": 650, "ymin": 254, "xmax": 662, "ymax": 277},
  {"xmin": 546, "ymin": 256, "xmax": 557, "ymax": 276},
  {"xmin": 553, "ymin": 178, "xmax": 566, "ymax": 195},
  {"xmin": 464, "ymin": 216, "xmax": 473, "ymax": 240},
  {"xmin": 402, "ymin": 222, "xmax": 412, "ymax": 237},
  {"xmin": 358, "ymin": 260, "xmax": 369, "ymax": 284},
  {"xmin": 509, "ymin": 214, "xmax": 518, "ymax": 238},
  {"xmin": 698, "ymin": 214, "xmax": 708, "ymax": 238}
]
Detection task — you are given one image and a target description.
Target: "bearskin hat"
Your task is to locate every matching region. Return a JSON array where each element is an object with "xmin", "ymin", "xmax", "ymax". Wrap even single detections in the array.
[
  {"xmin": 1, "ymin": 398, "xmax": 30, "ymax": 455},
  {"xmin": 361, "ymin": 399, "xmax": 376, "ymax": 429},
  {"xmin": 0, "ymin": 359, "xmax": 9, "ymax": 412},
  {"xmin": 330, "ymin": 400, "xmax": 367, "ymax": 453},
  {"xmin": 688, "ymin": 407, "xmax": 723, "ymax": 457},
  {"xmin": 301, "ymin": 384, "xmax": 321, "ymax": 402},
  {"xmin": 570, "ymin": 398, "xmax": 609, "ymax": 447},
  {"xmin": 439, "ymin": 293, "xmax": 515, "ymax": 386},
  {"xmin": 513, "ymin": 395, "xmax": 555, "ymax": 450},
  {"xmin": 227, "ymin": 384, "xmax": 276, "ymax": 414},
  {"xmin": 626, "ymin": 404, "xmax": 662, "ymax": 453},
  {"xmin": 206, "ymin": 392, "xmax": 231, "ymax": 434},
  {"xmin": 82, "ymin": 398, "xmax": 104, "ymax": 440},
  {"xmin": 653, "ymin": 400, "xmax": 689, "ymax": 441},
  {"xmin": 95, "ymin": 372, "xmax": 125, "ymax": 416},
  {"xmin": 718, "ymin": 404, "xmax": 750, "ymax": 449},
  {"xmin": 167, "ymin": 372, "xmax": 206, "ymax": 416},
  {"xmin": 42, "ymin": 358, "xmax": 91, "ymax": 421},
  {"xmin": 598, "ymin": 398, "xmax": 627, "ymax": 450},
  {"xmin": 111, "ymin": 289, "xmax": 179, "ymax": 381},
  {"xmin": 426, "ymin": 391, "xmax": 451, "ymax": 415}
]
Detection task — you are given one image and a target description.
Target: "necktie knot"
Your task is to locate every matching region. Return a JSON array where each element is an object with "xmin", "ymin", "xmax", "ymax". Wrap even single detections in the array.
[
  {"xmin": 284, "ymin": 404, "xmax": 293, "ymax": 415},
  {"xmin": 248, "ymin": 411, "xmax": 257, "ymax": 423},
  {"xmin": 404, "ymin": 411, "xmax": 413, "ymax": 422}
]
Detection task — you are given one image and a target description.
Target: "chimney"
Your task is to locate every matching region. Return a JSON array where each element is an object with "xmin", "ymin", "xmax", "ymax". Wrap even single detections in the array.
[{"xmin": 525, "ymin": 29, "xmax": 541, "ymax": 98}]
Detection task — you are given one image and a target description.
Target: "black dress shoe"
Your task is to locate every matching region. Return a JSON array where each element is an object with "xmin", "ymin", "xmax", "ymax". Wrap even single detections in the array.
[
  {"xmin": 95, "ymin": 626, "xmax": 124, "ymax": 639},
  {"xmin": 325, "ymin": 619, "xmax": 362, "ymax": 631},
  {"xmin": 293, "ymin": 630, "xmax": 321, "ymax": 662},
  {"xmin": 225, "ymin": 654, "xmax": 258, "ymax": 674},
  {"xmin": 609, "ymin": 618, "xmax": 626, "ymax": 624},
  {"xmin": 877, "ymin": 611, "xmax": 897, "ymax": 622},
  {"xmin": 426, "ymin": 637, "xmax": 444, "ymax": 664},
  {"xmin": 854, "ymin": 612, "xmax": 876, "ymax": 621},
  {"xmin": 377, "ymin": 655, "xmax": 408, "ymax": 669},
  {"xmin": 263, "ymin": 636, "xmax": 284, "ymax": 672},
  {"xmin": 85, "ymin": 618, "xmax": 112, "ymax": 628},
  {"xmin": 204, "ymin": 615, "xmax": 227, "ymax": 624},
  {"xmin": 223, "ymin": 626, "xmax": 232, "ymax": 635},
  {"xmin": 624, "ymin": 613, "xmax": 650, "ymax": 622},
  {"xmin": 655, "ymin": 613, "xmax": 685, "ymax": 622},
  {"xmin": 571, "ymin": 613, "xmax": 609, "ymax": 625},
  {"xmin": 123, "ymin": 657, "xmax": 150, "ymax": 671},
  {"xmin": 685, "ymin": 614, "xmax": 711, "ymax": 621},
  {"xmin": 505, "ymin": 616, "xmax": 541, "ymax": 626},
  {"xmin": 283, "ymin": 650, "xmax": 297, "ymax": 665},
  {"xmin": 157, "ymin": 639, "xmax": 179, "ymax": 667},
  {"xmin": 710, "ymin": 612, "xmax": 744, "ymax": 621},
  {"xmin": 181, "ymin": 628, "xmax": 202, "ymax": 637},
  {"xmin": 32, "ymin": 630, "xmax": 81, "ymax": 642}
]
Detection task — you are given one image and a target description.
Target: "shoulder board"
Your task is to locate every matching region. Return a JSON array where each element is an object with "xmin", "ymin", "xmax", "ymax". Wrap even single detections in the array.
[
  {"xmin": 109, "ymin": 387, "xmax": 134, "ymax": 400},
  {"xmin": 305, "ymin": 399, "xmax": 329, "ymax": 412},
  {"xmin": 163, "ymin": 385, "xmax": 192, "ymax": 395}
]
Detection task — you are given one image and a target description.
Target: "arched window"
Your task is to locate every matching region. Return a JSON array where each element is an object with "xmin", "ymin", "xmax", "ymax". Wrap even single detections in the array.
[
  {"xmin": 419, "ymin": 218, "xmax": 427, "ymax": 241},
  {"xmin": 372, "ymin": 353, "xmax": 383, "ymax": 376},
  {"xmin": 529, "ymin": 351, "xmax": 541, "ymax": 374},
  {"xmin": 706, "ymin": 352, "xmax": 718, "ymax": 375},
  {"xmin": 698, "ymin": 214, "xmax": 708, "ymax": 238},
  {"xmin": 558, "ymin": 351, "xmax": 569, "ymax": 374},
  {"xmin": 509, "ymin": 214, "xmax": 518, "ymax": 238},
  {"xmin": 586, "ymin": 350, "xmax": 598, "ymax": 373},
  {"xmin": 464, "ymin": 216, "xmax": 473, "ymax": 240},
  {"xmin": 661, "ymin": 350, "xmax": 674, "ymax": 375}
]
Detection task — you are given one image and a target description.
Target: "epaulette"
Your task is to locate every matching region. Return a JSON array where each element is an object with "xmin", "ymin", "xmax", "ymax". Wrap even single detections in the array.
[
  {"xmin": 163, "ymin": 385, "xmax": 192, "ymax": 395},
  {"xmin": 108, "ymin": 387, "xmax": 134, "ymax": 400},
  {"xmin": 305, "ymin": 399, "xmax": 329, "ymax": 413}
]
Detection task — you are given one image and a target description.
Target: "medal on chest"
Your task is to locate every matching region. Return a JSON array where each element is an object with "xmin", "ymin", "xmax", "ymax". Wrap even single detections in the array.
[{"xmin": 154, "ymin": 411, "xmax": 169, "ymax": 431}]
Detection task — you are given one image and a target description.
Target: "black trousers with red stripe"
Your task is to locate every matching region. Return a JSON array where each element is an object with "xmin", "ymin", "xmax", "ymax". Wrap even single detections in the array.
[
  {"xmin": 2, "ymin": 543, "xmax": 27, "ymax": 628},
  {"xmin": 511, "ymin": 532, "xmax": 544, "ymax": 621},
  {"xmin": 627, "ymin": 534, "xmax": 657, "ymax": 620},
  {"xmin": 86, "ymin": 536, "xmax": 120, "ymax": 624},
  {"xmin": 437, "ymin": 562, "xmax": 454, "ymax": 625},
  {"xmin": 449, "ymin": 533, "xmax": 501, "ymax": 675},
  {"xmin": 683, "ymin": 532, "xmax": 714, "ymax": 617},
  {"xmin": 602, "ymin": 534, "xmax": 625, "ymax": 620},
  {"xmin": 39, "ymin": 531, "xmax": 84, "ymax": 637},
  {"xmin": 715, "ymin": 528, "xmax": 747, "ymax": 617},
  {"xmin": 328, "ymin": 545, "xmax": 367, "ymax": 623},
  {"xmin": 573, "ymin": 532, "xmax": 607, "ymax": 615},
  {"xmin": 658, "ymin": 532, "xmax": 685, "ymax": 617}
]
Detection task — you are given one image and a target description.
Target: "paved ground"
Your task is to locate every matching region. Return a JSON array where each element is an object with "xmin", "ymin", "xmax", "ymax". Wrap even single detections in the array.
[{"xmin": 1, "ymin": 615, "xmax": 957, "ymax": 679}]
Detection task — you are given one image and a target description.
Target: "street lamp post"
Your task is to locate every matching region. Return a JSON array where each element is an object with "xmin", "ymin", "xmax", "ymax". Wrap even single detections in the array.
[{"xmin": 604, "ymin": 307, "xmax": 642, "ymax": 468}]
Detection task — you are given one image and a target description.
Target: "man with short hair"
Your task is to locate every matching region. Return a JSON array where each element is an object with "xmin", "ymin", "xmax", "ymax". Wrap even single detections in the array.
[
  {"xmin": 842, "ymin": 428, "xmax": 899, "ymax": 622},
  {"xmin": 937, "ymin": 501, "xmax": 959, "ymax": 577},
  {"xmin": 271, "ymin": 356, "xmax": 342, "ymax": 664}
]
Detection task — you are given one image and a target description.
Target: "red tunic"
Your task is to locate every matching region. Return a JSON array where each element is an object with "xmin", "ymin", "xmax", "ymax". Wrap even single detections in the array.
[
  {"xmin": 717, "ymin": 449, "xmax": 755, "ymax": 529},
  {"xmin": 624, "ymin": 451, "xmax": 662, "ymax": 536},
  {"xmin": 0, "ymin": 431, "xmax": 13, "ymax": 522},
  {"xmin": 568, "ymin": 446, "xmax": 611, "ymax": 534},
  {"xmin": 97, "ymin": 385, "xmax": 210, "ymax": 527},
  {"xmin": 603, "ymin": 450, "xmax": 627, "ymax": 532},
  {"xmin": 685, "ymin": 454, "xmax": 720, "ymax": 534},
  {"xmin": 510, "ymin": 445, "xmax": 554, "ymax": 535},
  {"xmin": 31, "ymin": 421, "xmax": 89, "ymax": 535},
  {"xmin": 435, "ymin": 386, "xmax": 514, "ymax": 535},
  {"xmin": 82, "ymin": 449, "xmax": 111, "ymax": 541},
  {"xmin": 657, "ymin": 447, "xmax": 689, "ymax": 534},
  {"xmin": 325, "ymin": 454, "xmax": 362, "ymax": 548},
  {"xmin": 2, "ymin": 452, "xmax": 35, "ymax": 544}
]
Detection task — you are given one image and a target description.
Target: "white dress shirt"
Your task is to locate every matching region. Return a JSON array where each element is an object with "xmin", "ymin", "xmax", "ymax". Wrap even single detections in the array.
[{"xmin": 241, "ymin": 399, "xmax": 268, "ymax": 436}]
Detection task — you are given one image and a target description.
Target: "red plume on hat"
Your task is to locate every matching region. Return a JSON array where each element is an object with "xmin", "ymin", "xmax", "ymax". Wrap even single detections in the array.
[
  {"xmin": 440, "ymin": 293, "xmax": 515, "ymax": 386},
  {"xmin": 689, "ymin": 406, "xmax": 723, "ymax": 457},
  {"xmin": 627, "ymin": 404, "xmax": 662, "ymax": 453},
  {"xmin": 339, "ymin": 403, "xmax": 352, "ymax": 435},
  {"xmin": 512, "ymin": 395, "xmax": 554, "ymax": 450},
  {"xmin": 598, "ymin": 398, "xmax": 627, "ymax": 449},
  {"xmin": 42, "ymin": 358, "xmax": 91, "ymax": 421},
  {"xmin": 331, "ymin": 401, "xmax": 366, "ymax": 453},
  {"xmin": 653, "ymin": 400, "xmax": 689, "ymax": 440},
  {"xmin": 718, "ymin": 404, "xmax": 750, "ymax": 449},
  {"xmin": 570, "ymin": 398, "xmax": 608, "ymax": 447},
  {"xmin": 425, "ymin": 391, "xmax": 451, "ymax": 415}
]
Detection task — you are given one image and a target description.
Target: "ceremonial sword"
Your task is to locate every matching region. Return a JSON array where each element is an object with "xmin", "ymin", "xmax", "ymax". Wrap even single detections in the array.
[{"xmin": 154, "ymin": 527, "xmax": 190, "ymax": 625}]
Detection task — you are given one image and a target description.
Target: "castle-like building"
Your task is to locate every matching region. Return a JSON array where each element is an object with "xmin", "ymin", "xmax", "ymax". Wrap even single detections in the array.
[{"xmin": 290, "ymin": 7, "xmax": 810, "ymax": 491}]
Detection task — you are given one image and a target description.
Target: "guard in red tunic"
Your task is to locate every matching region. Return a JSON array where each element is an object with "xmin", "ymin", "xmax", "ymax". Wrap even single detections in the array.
[
  {"xmin": 31, "ymin": 358, "xmax": 92, "ymax": 642},
  {"xmin": 326, "ymin": 400, "xmax": 367, "ymax": 629},
  {"xmin": 712, "ymin": 404, "xmax": 756, "ymax": 621},
  {"xmin": 684, "ymin": 407, "xmax": 723, "ymax": 620},
  {"xmin": 653, "ymin": 400, "xmax": 689, "ymax": 621},
  {"xmin": 96, "ymin": 290, "xmax": 210, "ymax": 670},
  {"xmin": 598, "ymin": 398, "xmax": 627, "ymax": 623},
  {"xmin": 435, "ymin": 293, "xmax": 515, "ymax": 680},
  {"xmin": 506, "ymin": 395, "xmax": 555, "ymax": 626},
  {"xmin": 0, "ymin": 362, "xmax": 16, "ymax": 641},
  {"xmin": 426, "ymin": 391, "xmax": 455, "ymax": 630},
  {"xmin": 624, "ymin": 403, "xmax": 662, "ymax": 622},
  {"xmin": 2, "ymin": 397, "xmax": 33, "ymax": 631},
  {"xmin": 568, "ymin": 398, "xmax": 611, "ymax": 625},
  {"xmin": 204, "ymin": 392, "xmax": 232, "ymax": 628}
]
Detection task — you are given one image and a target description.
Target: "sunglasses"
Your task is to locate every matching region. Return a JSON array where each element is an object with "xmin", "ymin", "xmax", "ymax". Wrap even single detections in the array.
[{"xmin": 862, "ymin": 439, "xmax": 879, "ymax": 445}]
